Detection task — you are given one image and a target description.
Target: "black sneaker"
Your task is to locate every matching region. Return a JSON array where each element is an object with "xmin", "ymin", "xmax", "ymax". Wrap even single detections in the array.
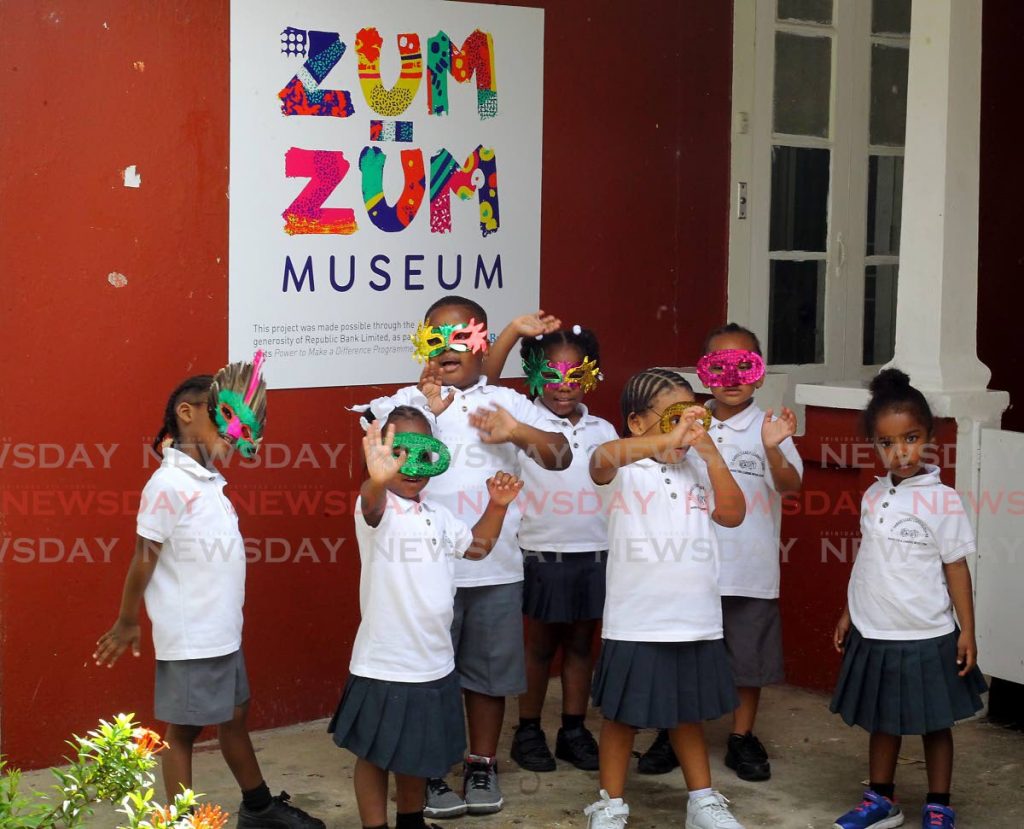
[
  {"xmin": 236, "ymin": 791, "xmax": 325, "ymax": 829},
  {"xmin": 724, "ymin": 731, "xmax": 771, "ymax": 781},
  {"xmin": 554, "ymin": 725, "xmax": 599, "ymax": 771},
  {"xmin": 636, "ymin": 729, "xmax": 678, "ymax": 775},
  {"xmin": 510, "ymin": 722, "xmax": 556, "ymax": 772}
]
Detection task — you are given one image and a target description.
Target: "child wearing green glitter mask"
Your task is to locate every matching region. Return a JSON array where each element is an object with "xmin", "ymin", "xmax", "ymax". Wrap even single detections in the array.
[
  {"xmin": 330, "ymin": 406, "xmax": 523, "ymax": 829},
  {"xmin": 484, "ymin": 321, "xmax": 617, "ymax": 774},
  {"xmin": 354, "ymin": 296, "xmax": 570, "ymax": 819}
]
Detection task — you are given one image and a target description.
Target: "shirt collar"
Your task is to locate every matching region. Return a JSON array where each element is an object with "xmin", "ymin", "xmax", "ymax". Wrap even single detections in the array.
[
  {"xmin": 709, "ymin": 400, "xmax": 761, "ymax": 431},
  {"xmin": 161, "ymin": 447, "xmax": 220, "ymax": 482},
  {"xmin": 876, "ymin": 464, "xmax": 942, "ymax": 488},
  {"xmin": 443, "ymin": 376, "xmax": 492, "ymax": 396},
  {"xmin": 532, "ymin": 397, "xmax": 597, "ymax": 425},
  {"xmin": 387, "ymin": 492, "xmax": 435, "ymax": 514}
]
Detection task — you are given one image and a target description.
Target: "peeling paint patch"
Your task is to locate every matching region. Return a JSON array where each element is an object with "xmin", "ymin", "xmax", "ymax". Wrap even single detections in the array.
[
  {"xmin": 107, "ymin": 272, "xmax": 128, "ymax": 288},
  {"xmin": 133, "ymin": 60, "xmax": 145, "ymax": 72},
  {"xmin": 123, "ymin": 165, "xmax": 141, "ymax": 188}
]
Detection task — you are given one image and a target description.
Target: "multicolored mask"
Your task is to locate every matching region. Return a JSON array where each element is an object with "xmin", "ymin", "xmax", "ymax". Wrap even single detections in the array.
[
  {"xmin": 659, "ymin": 402, "xmax": 713, "ymax": 434},
  {"xmin": 392, "ymin": 432, "xmax": 451, "ymax": 477},
  {"xmin": 411, "ymin": 318, "xmax": 490, "ymax": 363},
  {"xmin": 696, "ymin": 349, "xmax": 766, "ymax": 388},
  {"xmin": 522, "ymin": 351, "xmax": 601, "ymax": 396},
  {"xmin": 210, "ymin": 350, "xmax": 267, "ymax": 458}
]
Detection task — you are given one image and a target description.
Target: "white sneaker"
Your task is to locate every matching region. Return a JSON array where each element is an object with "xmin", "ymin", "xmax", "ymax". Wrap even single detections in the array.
[
  {"xmin": 685, "ymin": 791, "xmax": 745, "ymax": 829},
  {"xmin": 584, "ymin": 789, "xmax": 630, "ymax": 829}
]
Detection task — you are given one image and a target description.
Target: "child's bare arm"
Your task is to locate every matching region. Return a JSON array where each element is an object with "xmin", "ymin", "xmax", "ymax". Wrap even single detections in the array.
[
  {"xmin": 361, "ymin": 422, "xmax": 405, "ymax": 528},
  {"xmin": 468, "ymin": 405, "xmax": 572, "ymax": 470},
  {"xmin": 692, "ymin": 433, "xmax": 746, "ymax": 527},
  {"xmin": 762, "ymin": 407, "xmax": 802, "ymax": 496},
  {"xmin": 465, "ymin": 473, "xmax": 524, "ymax": 559},
  {"xmin": 944, "ymin": 558, "xmax": 978, "ymax": 676},
  {"xmin": 481, "ymin": 310, "xmax": 561, "ymax": 380},
  {"xmin": 93, "ymin": 535, "xmax": 161, "ymax": 667}
]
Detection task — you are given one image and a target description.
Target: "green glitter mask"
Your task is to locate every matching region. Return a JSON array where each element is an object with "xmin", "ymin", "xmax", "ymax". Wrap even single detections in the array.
[{"xmin": 392, "ymin": 432, "xmax": 451, "ymax": 477}]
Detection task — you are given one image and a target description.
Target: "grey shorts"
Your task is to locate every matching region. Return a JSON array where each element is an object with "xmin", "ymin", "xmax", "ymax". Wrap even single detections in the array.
[
  {"xmin": 451, "ymin": 582, "xmax": 526, "ymax": 696},
  {"xmin": 154, "ymin": 649, "xmax": 251, "ymax": 726},
  {"xmin": 721, "ymin": 596, "xmax": 785, "ymax": 688}
]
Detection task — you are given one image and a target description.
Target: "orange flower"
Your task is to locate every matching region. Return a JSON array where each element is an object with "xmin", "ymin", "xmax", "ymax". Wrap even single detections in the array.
[
  {"xmin": 187, "ymin": 803, "xmax": 229, "ymax": 829},
  {"xmin": 145, "ymin": 804, "xmax": 175, "ymax": 828},
  {"xmin": 132, "ymin": 727, "xmax": 168, "ymax": 757}
]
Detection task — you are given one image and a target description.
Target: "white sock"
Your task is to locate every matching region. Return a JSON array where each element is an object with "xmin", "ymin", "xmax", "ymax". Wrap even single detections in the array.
[{"xmin": 689, "ymin": 787, "xmax": 713, "ymax": 802}]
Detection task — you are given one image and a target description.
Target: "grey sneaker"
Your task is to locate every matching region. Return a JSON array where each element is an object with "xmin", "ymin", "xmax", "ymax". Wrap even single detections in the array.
[
  {"xmin": 463, "ymin": 754, "xmax": 503, "ymax": 815},
  {"xmin": 423, "ymin": 777, "xmax": 467, "ymax": 820}
]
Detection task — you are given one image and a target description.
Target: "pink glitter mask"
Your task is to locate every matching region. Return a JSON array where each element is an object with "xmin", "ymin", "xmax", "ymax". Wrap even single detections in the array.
[{"xmin": 696, "ymin": 349, "xmax": 765, "ymax": 388}]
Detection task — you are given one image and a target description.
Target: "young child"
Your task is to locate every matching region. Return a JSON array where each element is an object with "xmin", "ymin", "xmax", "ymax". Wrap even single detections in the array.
[
  {"xmin": 638, "ymin": 325, "xmax": 802, "ymax": 779},
  {"xmin": 354, "ymin": 296, "xmax": 570, "ymax": 818},
  {"xmin": 329, "ymin": 409, "xmax": 523, "ymax": 829},
  {"xmin": 584, "ymin": 368, "xmax": 747, "ymax": 829},
  {"xmin": 486, "ymin": 320, "xmax": 617, "ymax": 773},
  {"xmin": 830, "ymin": 369, "xmax": 986, "ymax": 829},
  {"xmin": 94, "ymin": 361, "xmax": 324, "ymax": 828}
]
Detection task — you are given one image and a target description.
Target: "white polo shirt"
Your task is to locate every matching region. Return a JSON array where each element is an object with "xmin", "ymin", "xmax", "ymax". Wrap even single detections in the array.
[
  {"xmin": 849, "ymin": 465, "xmax": 976, "ymax": 640},
  {"xmin": 351, "ymin": 493, "xmax": 473, "ymax": 682},
  {"xmin": 358, "ymin": 378, "xmax": 558, "ymax": 587},
  {"xmin": 517, "ymin": 400, "xmax": 618, "ymax": 554},
  {"xmin": 597, "ymin": 455, "xmax": 723, "ymax": 642},
  {"xmin": 137, "ymin": 448, "xmax": 245, "ymax": 661},
  {"xmin": 705, "ymin": 402, "xmax": 803, "ymax": 599}
]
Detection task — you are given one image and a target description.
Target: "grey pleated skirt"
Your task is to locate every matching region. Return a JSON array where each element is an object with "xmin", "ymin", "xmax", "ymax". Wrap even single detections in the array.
[
  {"xmin": 830, "ymin": 627, "xmax": 988, "ymax": 735},
  {"xmin": 328, "ymin": 671, "xmax": 465, "ymax": 778},
  {"xmin": 591, "ymin": 638, "xmax": 738, "ymax": 728},
  {"xmin": 522, "ymin": 549, "xmax": 607, "ymax": 623}
]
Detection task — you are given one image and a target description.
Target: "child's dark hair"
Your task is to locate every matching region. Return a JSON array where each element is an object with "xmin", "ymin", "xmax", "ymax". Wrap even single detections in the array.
[
  {"xmin": 619, "ymin": 368, "xmax": 693, "ymax": 437},
  {"xmin": 702, "ymin": 322, "xmax": 763, "ymax": 356},
  {"xmin": 519, "ymin": 326, "xmax": 602, "ymax": 398},
  {"xmin": 863, "ymin": 368, "xmax": 934, "ymax": 437},
  {"xmin": 154, "ymin": 375, "xmax": 214, "ymax": 452},
  {"xmin": 424, "ymin": 294, "xmax": 488, "ymax": 325},
  {"xmin": 384, "ymin": 405, "xmax": 432, "ymax": 433}
]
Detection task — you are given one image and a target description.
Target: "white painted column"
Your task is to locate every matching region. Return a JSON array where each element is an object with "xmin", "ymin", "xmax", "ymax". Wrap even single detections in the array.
[{"xmin": 887, "ymin": 0, "xmax": 990, "ymax": 391}]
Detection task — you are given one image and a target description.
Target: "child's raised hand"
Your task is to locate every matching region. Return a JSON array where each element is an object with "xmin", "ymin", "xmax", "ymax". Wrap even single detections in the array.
[
  {"xmin": 956, "ymin": 629, "xmax": 978, "ymax": 676},
  {"xmin": 833, "ymin": 609, "xmax": 851, "ymax": 653},
  {"xmin": 93, "ymin": 619, "xmax": 142, "ymax": 667},
  {"xmin": 418, "ymin": 364, "xmax": 456, "ymax": 415},
  {"xmin": 486, "ymin": 471, "xmax": 524, "ymax": 506},
  {"xmin": 362, "ymin": 422, "xmax": 405, "ymax": 485},
  {"xmin": 762, "ymin": 407, "xmax": 798, "ymax": 449},
  {"xmin": 511, "ymin": 310, "xmax": 561, "ymax": 339},
  {"xmin": 469, "ymin": 405, "xmax": 520, "ymax": 444}
]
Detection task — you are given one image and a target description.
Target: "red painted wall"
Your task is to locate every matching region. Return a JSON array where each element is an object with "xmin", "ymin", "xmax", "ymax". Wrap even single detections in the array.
[
  {"xmin": 979, "ymin": 0, "xmax": 1024, "ymax": 432},
  {"xmin": 779, "ymin": 412, "xmax": 959, "ymax": 692},
  {"xmin": 0, "ymin": 1, "xmax": 732, "ymax": 768}
]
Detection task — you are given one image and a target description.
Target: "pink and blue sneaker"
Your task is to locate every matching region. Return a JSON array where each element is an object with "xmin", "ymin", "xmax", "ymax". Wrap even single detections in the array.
[
  {"xmin": 922, "ymin": 803, "xmax": 955, "ymax": 828},
  {"xmin": 833, "ymin": 790, "xmax": 905, "ymax": 828}
]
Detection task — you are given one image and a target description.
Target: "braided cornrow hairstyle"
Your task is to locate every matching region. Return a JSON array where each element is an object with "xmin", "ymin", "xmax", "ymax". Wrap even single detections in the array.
[
  {"xmin": 153, "ymin": 375, "xmax": 214, "ymax": 452},
  {"xmin": 518, "ymin": 326, "xmax": 603, "ymax": 399},
  {"xmin": 619, "ymin": 368, "xmax": 693, "ymax": 437}
]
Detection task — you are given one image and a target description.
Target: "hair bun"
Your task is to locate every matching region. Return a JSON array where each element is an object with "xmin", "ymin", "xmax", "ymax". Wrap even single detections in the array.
[{"xmin": 869, "ymin": 367, "xmax": 911, "ymax": 397}]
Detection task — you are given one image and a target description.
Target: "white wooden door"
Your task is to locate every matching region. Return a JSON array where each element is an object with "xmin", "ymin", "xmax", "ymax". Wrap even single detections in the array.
[{"xmin": 975, "ymin": 428, "xmax": 1024, "ymax": 684}]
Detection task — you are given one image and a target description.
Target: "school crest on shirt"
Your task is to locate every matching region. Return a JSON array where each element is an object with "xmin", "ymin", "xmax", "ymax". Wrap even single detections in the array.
[
  {"xmin": 687, "ymin": 484, "xmax": 709, "ymax": 511},
  {"xmin": 887, "ymin": 516, "xmax": 932, "ymax": 547},
  {"xmin": 728, "ymin": 450, "xmax": 766, "ymax": 478}
]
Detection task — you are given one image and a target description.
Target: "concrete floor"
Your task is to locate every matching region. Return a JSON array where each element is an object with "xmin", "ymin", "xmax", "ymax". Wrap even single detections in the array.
[{"xmin": 24, "ymin": 684, "xmax": 1024, "ymax": 828}]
